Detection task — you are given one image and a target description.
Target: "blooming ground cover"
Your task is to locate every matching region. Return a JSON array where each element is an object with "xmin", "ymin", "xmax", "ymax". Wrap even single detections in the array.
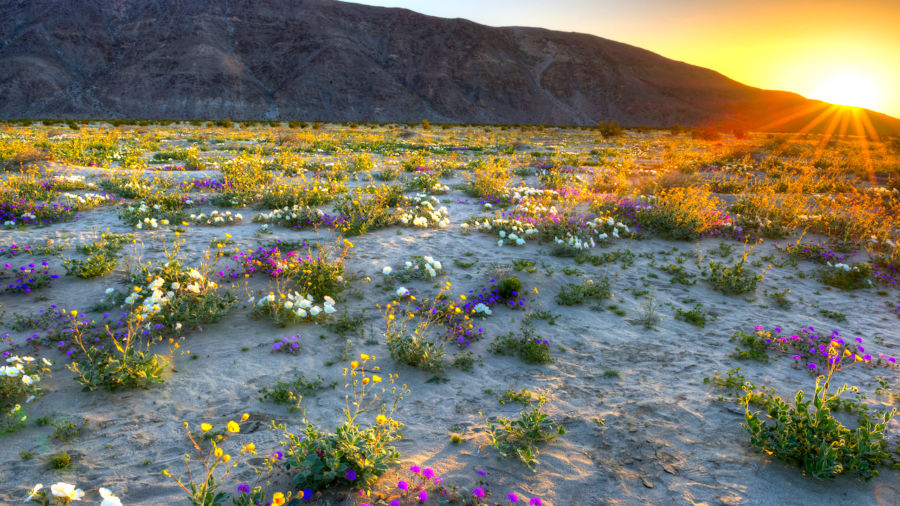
[{"xmin": 0, "ymin": 122, "xmax": 898, "ymax": 504}]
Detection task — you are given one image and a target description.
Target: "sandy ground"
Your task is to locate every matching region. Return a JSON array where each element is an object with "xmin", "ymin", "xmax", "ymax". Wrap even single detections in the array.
[{"xmin": 0, "ymin": 162, "xmax": 897, "ymax": 506}]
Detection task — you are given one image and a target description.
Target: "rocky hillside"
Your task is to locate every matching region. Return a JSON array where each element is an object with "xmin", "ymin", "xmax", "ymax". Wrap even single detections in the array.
[{"xmin": 1, "ymin": 0, "xmax": 898, "ymax": 134}]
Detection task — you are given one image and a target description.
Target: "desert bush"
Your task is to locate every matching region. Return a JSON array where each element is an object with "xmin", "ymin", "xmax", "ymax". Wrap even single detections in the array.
[
  {"xmin": 700, "ymin": 250, "xmax": 763, "ymax": 295},
  {"xmin": 283, "ymin": 356, "xmax": 407, "ymax": 491},
  {"xmin": 382, "ymin": 301, "xmax": 446, "ymax": 372},
  {"xmin": 820, "ymin": 262, "xmax": 873, "ymax": 290},
  {"xmin": 743, "ymin": 346, "xmax": 896, "ymax": 480},
  {"xmin": 464, "ymin": 159, "xmax": 510, "ymax": 198},
  {"xmin": 482, "ymin": 394, "xmax": 564, "ymax": 469},
  {"xmin": 335, "ymin": 187, "xmax": 401, "ymax": 236},
  {"xmin": 555, "ymin": 278, "xmax": 611, "ymax": 305},
  {"xmin": 65, "ymin": 313, "xmax": 166, "ymax": 391},
  {"xmin": 636, "ymin": 187, "xmax": 729, "ymax": 240},
  {"xmin": 489, "ymin": 323, "xmax": 551, "ymax": 364}
]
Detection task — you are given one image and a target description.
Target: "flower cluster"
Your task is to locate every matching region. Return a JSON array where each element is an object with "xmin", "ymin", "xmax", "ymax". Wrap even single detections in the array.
[
  {"xmin": 271, "ymin": 334, "xmax": 302, "ymax": 354},
  {"xmin": 1, "ymin": 261, "xmax": 58, "ymax": 293},
  {"xmin": 466, "ymin": 194, "xmax": 628, "ymax": 249},
  {"xmin": 189, "ymin": 209, "xmax": 243, "ymax": 226},
  {"xmin": 124, "ymin": 268, "xmax": 218, "ymax": 323},
  {"xmin": 399, "ymin": 194, "xmax": 450, "ymax": 228},
  {"xmin": 122, "ymin": 258, "xmax": 234, "ymax": 333},
  {"xmin": 182, "ymin": 178, "xmax": 228, "ymax": 191},
  {"xmin": 1, "ymin": 200, "xmax": 78, "ymax": 228},
  {"xmin": 2, "ymin": 355, "xmax": 52, "ymax": 431},
  {"xmin": 250, "ymin": 291, "xmax": 336, "ymax": 326},
  {"xmin": 252, "ymin": 205, "xmax": 343, "ymax": 230},
  {"xmin": 61, "ymin": 192, "xmax": 119, "ymax": 210},
  {"xmin": 383, "ymin": 256, "xmax": 444, "ymax": 281},
  {"xmin": 747, "ymin": 325, "xmax": 897, "ymax": 371},
  {"xmin": 0, "ymin": 243, "xmax": 31, "ymax": 256}
]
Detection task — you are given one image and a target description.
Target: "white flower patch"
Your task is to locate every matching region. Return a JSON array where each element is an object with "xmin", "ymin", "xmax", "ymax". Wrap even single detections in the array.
[
  {"xmin": 398, "ymin": 194, "xmax": 450, "ymax": 228},
  {"xmin": 189, "ymin": 210, "xmax": 242, "ymax": 226}
]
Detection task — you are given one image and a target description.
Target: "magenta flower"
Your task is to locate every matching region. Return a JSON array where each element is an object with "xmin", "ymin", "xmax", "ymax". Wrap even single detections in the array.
[{"xmin": 398, "ymin": 481, "xmax": 408, "ymax": 490}]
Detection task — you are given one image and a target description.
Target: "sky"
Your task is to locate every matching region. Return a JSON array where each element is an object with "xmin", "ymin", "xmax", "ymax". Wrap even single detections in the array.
[{"xmin": 350, "ymin": 0, "xmax": 900, "ymax": 118}]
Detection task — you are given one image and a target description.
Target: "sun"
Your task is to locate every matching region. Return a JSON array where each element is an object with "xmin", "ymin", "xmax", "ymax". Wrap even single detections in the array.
[{"xmin": 812, "ymin": 72, "xmax": 883, "ymax": 110}]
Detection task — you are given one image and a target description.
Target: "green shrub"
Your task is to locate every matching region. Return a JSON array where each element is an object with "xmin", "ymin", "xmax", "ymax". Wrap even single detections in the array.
[
  {"xmin": 335, "ymin": 187, "xmax": 400, "ymax": 236},
  {"xmin": 66, "ymin": 315, "xmax": 167, "ymax": 392},
  {"xmin": 701, "ymin": 251, "xmax": 763, "ymax": 295},
  {"xmin": 258, "ymin": 373, "xmax": 336, "ymax": 412},
  {"xmin": 820, "ymin": 263, "xmax": 873, "ymax": 290},
  {"xmin": 490, "ymin": 323, "xmax": 551, "ymax": 364},
  {"xmin": 555, "ymin": 278, "xmax": 611, "ymax": 305},
  {"xmin": 283, "ymin": 358, "xmax": 407, "ymax": 491},
  {"xmin": 64, "ymin": 251, "xmax": 117, "ymax": 279},
  {"xmin": 482, "ymin": 395, "xmax": 564, "ymax": 469},
  {"xmin": 384, "ymin": 312, "xmax": 446, "ymax": 372},
  {"xmin": 675, "ymin": 304, "xmax": 707, "ymax": 327},
  {"xmin": 496, "ymin": 277, "xmax": 522, "ymax": 301},
  {"xmin": 637, "ymin": 188, "xmax": 727, "ymax": 240},
  {"xmin": 743, "ymin": 375, "xmax": 896, "ymax": 480}
]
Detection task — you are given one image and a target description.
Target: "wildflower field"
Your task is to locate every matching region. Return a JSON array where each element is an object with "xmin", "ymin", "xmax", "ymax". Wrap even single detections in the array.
[{"xmin": 0, "ymin": 121, "xmax": 898, "ymax": 505}]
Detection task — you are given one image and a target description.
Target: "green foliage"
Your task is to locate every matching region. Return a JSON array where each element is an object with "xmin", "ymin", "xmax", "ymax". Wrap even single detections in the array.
[
  {"xmin": 52, "ymin": 418, "xmax": 87, "ymax": 441},
  {"xmin": 258, "ymin": 374, "xmax": 336, "ymax": 412},
  {"xmin": 701, "ymin": 251, "xmax": 763, "ymax": 295},
  {"xmin": 69, "ymin": 345, "xmax": 166, "ymax": 392},
  {"xmin": 675, "ymin": 304, "xmax": 707, "ymax": 327},
  {"xmin": 765, "ymin": 287, "xmax": 793, "ymax": 309},
  {"xmin": 2, "ymin": 404, "xmax": 27, "ymax": 434},
  {"xmin": 482, "ymin": 396, "xmax": 564, "ymax": 470},
  {"xmin": 47, "ymin": 450, "xmax": 72, "ymax": 470},
  {"xmin": 729, "ymin": 330, "xmax": 771, "ymax": 362},
  {"xmin": 334, "ymin": 187, "xmax": 401, "ymax": 236},
  {"xmin": 499, "ymin": 388, "xmax": 535, "ymax": 406},
  {"xmin": 64, "ymin": 250, "xmax": 118, "ymax": 279},
  {"xmin": 555, "ymin": 278, "xmax": 611, "ymax": 305},
  {"xmin": 819, "ymin": 309, "xmax": 847, "ymax": 322},
  {"xmin": 496, "ymin": 276, "xmax": 522, "ymax": 301},
  {"xmin": 1, "ymin": 356, "xmax": 49, "ymax": 414},
  {"xmin": 385, "ymin": 329, "xmax": 446, "ymax": 372},
  {"xmin": 820, "ymin": 263, "xmax": 873, "ymax": 290},
  {"xmin": 636, "ymin": 188, "xmax": 727, "ymax": 240},
  {"xmin": 743, "ymin": 376, "xmax": 897, "ymax": 480},
  {"xmin": 128, "ymin": 255, "xmax": 237, "ymax": 331},
  {"xmin": 464, "ymin": 159, "xmax": 509, "ymax": 198},
  {"xmin": 490, "ymin": 323, "xmax": 551, "ymax": 364},
  {"xmin": 283, "ymin": 360, "xmax": 407, "ymax": 491}
]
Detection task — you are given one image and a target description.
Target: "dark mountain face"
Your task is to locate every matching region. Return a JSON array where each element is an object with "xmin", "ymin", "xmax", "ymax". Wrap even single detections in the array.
[{"xmin": 1, "ymin": 0, "xmax": 898, "ymax": 134}]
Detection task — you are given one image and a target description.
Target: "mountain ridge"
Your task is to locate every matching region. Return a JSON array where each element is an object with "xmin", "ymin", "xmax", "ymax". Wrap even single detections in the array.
[{"xmin": 1, "ymin": 0, "xmax": 898, "ymax": 135}]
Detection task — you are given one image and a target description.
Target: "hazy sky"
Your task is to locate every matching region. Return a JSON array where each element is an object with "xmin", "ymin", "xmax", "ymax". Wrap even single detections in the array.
[{"xmin": 351, "ymin": 0, "xmax": 900, "ymax": 117}]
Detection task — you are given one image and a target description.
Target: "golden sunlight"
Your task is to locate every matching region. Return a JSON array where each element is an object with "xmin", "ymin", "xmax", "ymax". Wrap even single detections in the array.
[{"xmin": 812, "ymin": 72, "xmax": 883, "ymax": 110}]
